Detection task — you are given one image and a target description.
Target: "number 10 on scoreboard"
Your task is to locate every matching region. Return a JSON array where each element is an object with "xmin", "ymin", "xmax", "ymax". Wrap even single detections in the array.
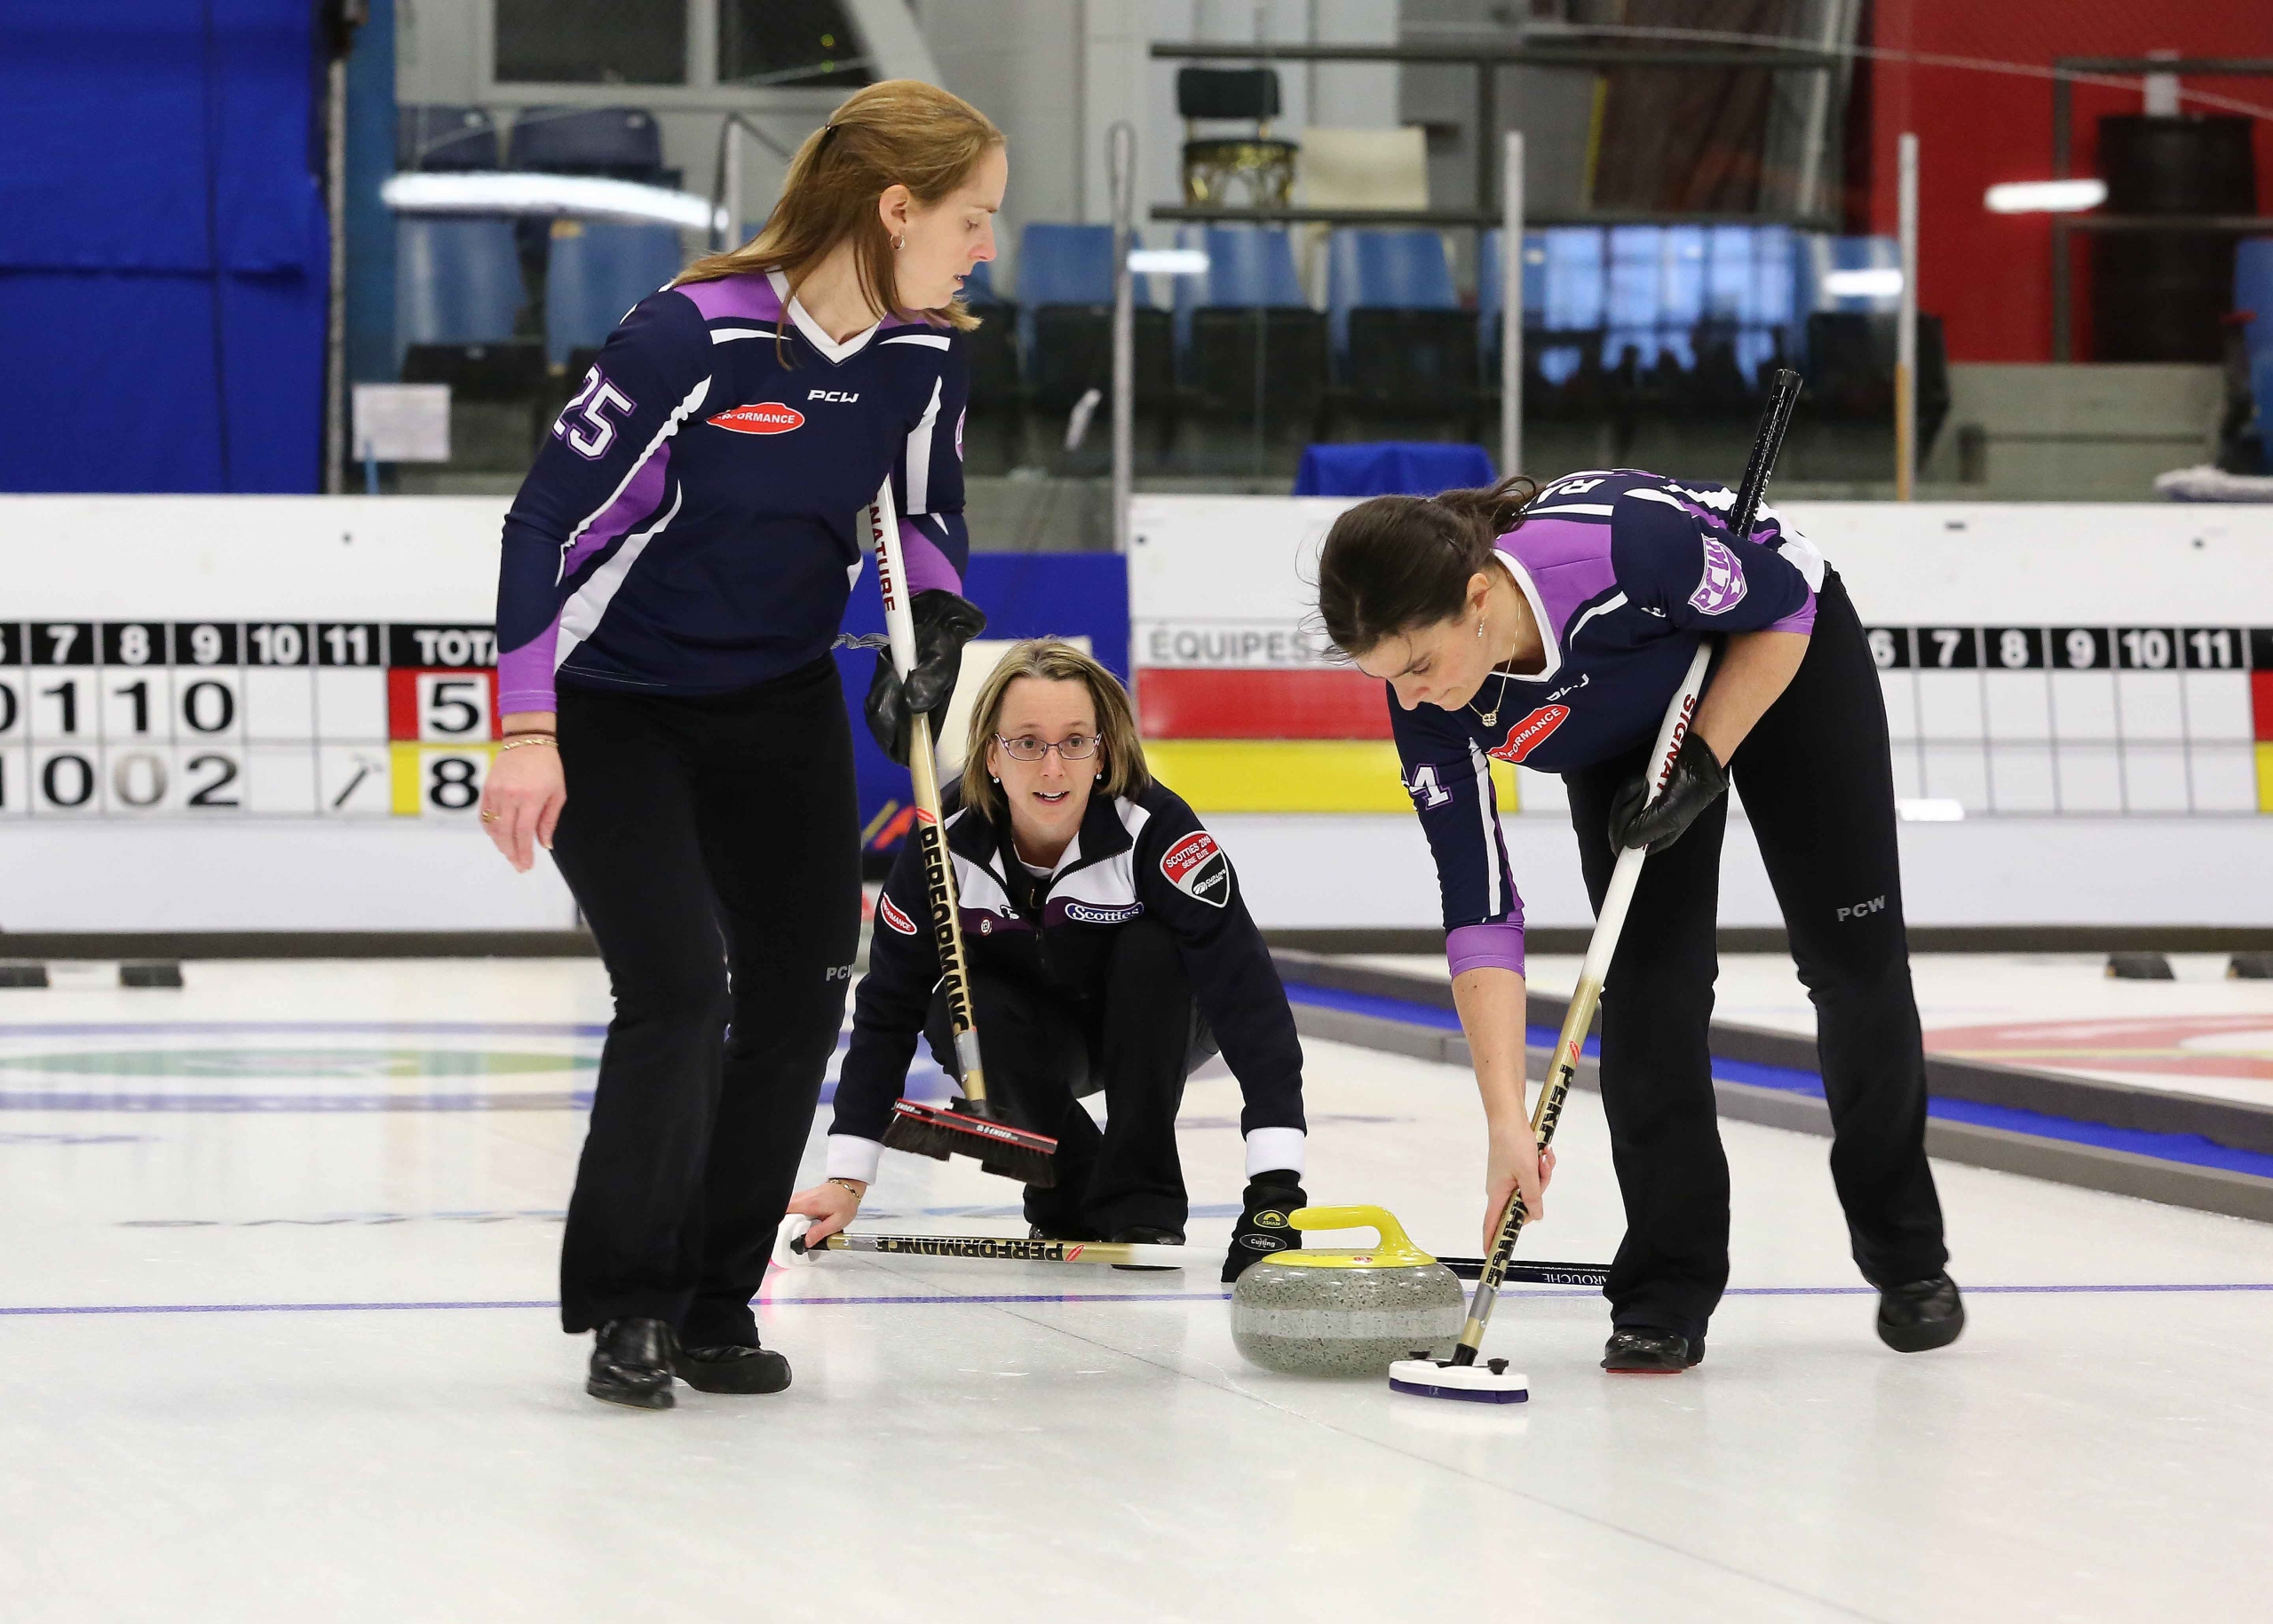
[{"xmin": 386, "ymin": 667, "xmax": 499, "ymax": 817}]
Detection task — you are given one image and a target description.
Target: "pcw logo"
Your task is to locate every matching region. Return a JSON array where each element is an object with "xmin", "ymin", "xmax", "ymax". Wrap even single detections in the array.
[
  {"xmin": 1404, "ymin": 763, "xmax": 1454, "ymax": 810},
  {"xmin": 1688, "ymin": 536, "xmax": 1748, "ymax": 615},
  {"xmin": 806, "ymin": 389, "xmax": 860, "ymax": 403},
  {"xmin": 1836, "ymin": 894, "xmax": 1887, "ymax": 923}
]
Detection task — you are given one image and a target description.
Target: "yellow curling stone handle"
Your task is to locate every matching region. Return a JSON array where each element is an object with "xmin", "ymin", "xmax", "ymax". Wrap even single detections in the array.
[{"xmin": 1269, "ymin": 1205, "xmax": 1437, "ymax": 1270}]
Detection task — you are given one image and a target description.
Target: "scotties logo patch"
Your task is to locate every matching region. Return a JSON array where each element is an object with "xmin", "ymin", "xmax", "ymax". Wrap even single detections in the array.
[{"xmin": 1159, "ymin": 830, "xmax": 1232, "ymax": 908}]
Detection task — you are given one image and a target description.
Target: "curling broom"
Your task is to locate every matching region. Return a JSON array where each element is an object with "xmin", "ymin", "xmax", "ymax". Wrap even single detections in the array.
[{"xmin": 864, "ymin": 477, "xmax": 1057, "ymax": 1186}]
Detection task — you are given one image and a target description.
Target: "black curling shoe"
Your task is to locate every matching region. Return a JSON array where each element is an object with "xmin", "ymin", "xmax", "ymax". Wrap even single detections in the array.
[
  {"xmin": 1602, "ymin": 1328, "xmax": 1704, "ymax": 1374},
  {"xmin": 1877, "ymin": 1274, "xmax": 1966, "ymax": 1352},
  {"xmin": 673, "ymin": 1342, "xmax": 792, "ymax": 1395},
  {"xmin": 587, "ymin": 1318, "xmax": 674, "ymax": 1410},
  {"xmin": 1110, "ymin": 1224, "xmax": 1184, "ymax": 1272}
]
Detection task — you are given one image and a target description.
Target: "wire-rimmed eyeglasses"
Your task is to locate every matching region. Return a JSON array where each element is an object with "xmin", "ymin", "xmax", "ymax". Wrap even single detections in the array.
[{"xmin": 995, "ymin": 733, "xmax": 1099, "ymax": 763}]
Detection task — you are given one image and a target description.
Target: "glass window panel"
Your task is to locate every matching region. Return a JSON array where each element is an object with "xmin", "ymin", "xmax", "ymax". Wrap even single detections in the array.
[
  {"xmin": 720, "ymin": 0, "xmax": 872, "ymax": 89},
  {"xmin": 495, "ymin": 0, "xmax": 686, "ymax": 85}
]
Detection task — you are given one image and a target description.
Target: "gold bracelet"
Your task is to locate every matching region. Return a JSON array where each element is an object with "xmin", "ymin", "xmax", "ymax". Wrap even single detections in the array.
[
  {"xmin": 496, "ymin": 734, "xmax": 558, "ymax": 753},
  {"xmin": 828, "ymin": 1176, "xmax": 865, "ymax": 1195}
]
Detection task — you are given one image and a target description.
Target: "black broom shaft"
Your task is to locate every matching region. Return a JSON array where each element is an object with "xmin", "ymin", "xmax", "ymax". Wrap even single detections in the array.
[{"xmin": 1728, "ymin": 367, "xmax": 1802, "ymax": 543}]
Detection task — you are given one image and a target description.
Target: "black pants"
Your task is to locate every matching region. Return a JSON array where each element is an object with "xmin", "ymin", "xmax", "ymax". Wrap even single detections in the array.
[
  {"xmin": 550, "ymin": 657, "xmax": 860, "ymax": 1345},
  {"xmin": 1564, "ymin": 571, "xmax": 1948, "ymax": 1341},
  {"xmin": 924, "ymin": 918, "xmax": 1215, "ymax": 1239}
]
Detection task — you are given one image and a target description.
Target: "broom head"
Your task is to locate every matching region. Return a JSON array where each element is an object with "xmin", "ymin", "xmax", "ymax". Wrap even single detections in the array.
[{"xmin": 882, "ymin": 1097, "xmax": 1058, "ymax": 1187}]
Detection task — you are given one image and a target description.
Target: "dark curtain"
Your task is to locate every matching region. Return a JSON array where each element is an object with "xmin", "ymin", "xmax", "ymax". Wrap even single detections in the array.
[
  {"xmin": 1587, "ymin": 0, "xmax": 1810, "ymax": 213},
  {"xmin": 0, "ymin": 1, "xmax": 326, "ymax": 493}
]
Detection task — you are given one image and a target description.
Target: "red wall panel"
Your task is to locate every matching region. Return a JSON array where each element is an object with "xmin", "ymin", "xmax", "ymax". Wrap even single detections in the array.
[{"xmin": 1870, "ymin": 2, "xmax": 2273, "ymax": 362}]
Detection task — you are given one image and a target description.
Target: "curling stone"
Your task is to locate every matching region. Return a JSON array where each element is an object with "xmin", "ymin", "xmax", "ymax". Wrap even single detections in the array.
[{"xmin": 1230, "ymin": 1205, "xmax": 1465, "ymax": 1375}]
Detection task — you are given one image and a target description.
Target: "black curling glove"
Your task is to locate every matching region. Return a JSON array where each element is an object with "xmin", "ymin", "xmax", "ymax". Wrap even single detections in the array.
[
  {"xmin": 1222, "ymin": 1175, "xmax": 1306, "ymax": 1282},
  {"xmin": 866, "ymin": 589, "xmax": 986, "ymax": 765},
  {"xmin": 1608, "ymin": 730, "xmax": 1729, "ymax": 853}
]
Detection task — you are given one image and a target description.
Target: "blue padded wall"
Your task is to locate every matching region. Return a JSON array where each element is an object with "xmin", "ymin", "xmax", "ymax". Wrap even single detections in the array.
[{"xmin": 0, "ymin": 1, "xmax": 326, "ymax": 492}]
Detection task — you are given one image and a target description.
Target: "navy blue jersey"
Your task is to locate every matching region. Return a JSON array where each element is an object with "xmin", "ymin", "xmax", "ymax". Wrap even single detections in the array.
[
  {"xmin": 828, "ymin": 780, "xmax": 1307, "ymax": 1184},
  {"xmin": 495, "ymin": 269, "xmax": 970, "ymax": 713},
  {"xmin": 1390, "ymin": 469, "xmax": 1824, "ymax": 977}
]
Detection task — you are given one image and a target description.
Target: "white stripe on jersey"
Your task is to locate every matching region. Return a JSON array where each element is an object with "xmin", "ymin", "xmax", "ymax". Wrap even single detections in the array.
[
  {"xmin": 1465, "ymin": 739, "xmax": 1504, "ymax": 916},
  {"xmin": 709, "ymin": 327, "xmax": 776, "ymax": 344},
  {"xmin": 1525, "ymin": 503, "xmax": 1614, "ymax": 517},
  {"xmin": 881, "ymin": 332, "xmax": 952, "ymax": 350},
  {"xmin": 557, "ymin": 483, "xmax": 685, "ymax": 669},
  {"xmin": 551, "ymin": 376, "xmax": 711, "ymax": 669},
  {"xmin": 1567, "ymin": 592, "xmax": 1628, "ymax": 644},
  {"xmin": 551, "ymin": 375, "xmax": 710, "ymax": 585},
  {"xmin": 904, "ymin": 375, "xmax": 944, "ymax": 513}
]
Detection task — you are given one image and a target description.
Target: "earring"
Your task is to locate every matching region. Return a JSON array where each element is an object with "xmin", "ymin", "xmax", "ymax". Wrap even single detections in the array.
[
  {"xmin": 895, "ymin": 233, "xmax": 906, "ymax": 250},
  {"xmin": 1477, "ymin": 616, "xmax": 1485, "ymax": 639}
]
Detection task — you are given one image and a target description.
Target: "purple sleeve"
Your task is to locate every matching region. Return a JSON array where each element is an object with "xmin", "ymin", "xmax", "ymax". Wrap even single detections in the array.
[
  {"xmin": 1765, "ymin": 597, "xmax": 1818, "ymax": 635},
  {"xmin": 1446, "ymin": 920, "xmax": 1525, "ymax": 978},
  {"xmin": 890, "ymin": 333, "xmax": 970, "ymax": 597},
  {"xmin": 899, "ymin": 515, "xmax": 963, "ymax": 597}
]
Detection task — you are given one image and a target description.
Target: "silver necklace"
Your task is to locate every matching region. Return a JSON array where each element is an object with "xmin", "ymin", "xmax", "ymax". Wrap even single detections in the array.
[
  {"xmin": 1470, "ymin": 666, "xmax": 1515, "ymax": 728},
  {"xmin": 1469, "ymin": 612, "xmax": 1513, "ymax": 727}
]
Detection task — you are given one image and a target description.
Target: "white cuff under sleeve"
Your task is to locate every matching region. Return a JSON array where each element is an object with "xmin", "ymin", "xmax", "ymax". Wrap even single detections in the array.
[
  {"xmin": 826, "ymin": 1134, "xmax": 886, "ymax": 1184},
  {"xmin": 1243, "ymin": 1127, "xmax": 1305, "ymax": 1179}
]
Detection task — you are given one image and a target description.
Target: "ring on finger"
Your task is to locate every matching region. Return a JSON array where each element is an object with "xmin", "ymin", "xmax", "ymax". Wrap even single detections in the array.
[{"xmin": 479, "ymin": 808, "xmax": 499, "ymax": 823}]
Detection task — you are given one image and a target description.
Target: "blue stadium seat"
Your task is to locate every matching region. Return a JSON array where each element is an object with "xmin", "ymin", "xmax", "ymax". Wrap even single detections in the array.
[
  {"xmin": 394, "ymin": 217, "xmax": 524, "ymax": 362},
  {"xmin": 1699, "ymin": 225, "xmax": 1798, "ymax": 384},
  {"xmin": 1475, "ymin": 229, "xmax": 1548, "ymax": 329},
  {"xmin": 1326, "ymin": 228, "xmax": 1456, "ymax": 354},
  {"xmin": 544, "ymin": 219, "xmax": 686, "ymax": 368},
  {"xmin": 508, "ymin": 107, "xmax": 666, "ymax": 180},
  {"xmin": 1171, "ymin": 225, "xmax": 1305, "ymax": 349},
  {"xmin": 1017, "ymin": 222, "xmax": 1117, "ymax": 305},
  {"xmin": 1012, "ymin": 223, "xmax": 1171, "ymax": 416},
  {"xmin": 397, "ymin": 106, "xmax": 499, "ymax": 171},
  {"xmin": 2234, "ymin": 238, "xmax": 2273, "ymax": 359},
  {"xmin": 1171, "ymin": 226, "xmax": 1326, "ymax": 426}
]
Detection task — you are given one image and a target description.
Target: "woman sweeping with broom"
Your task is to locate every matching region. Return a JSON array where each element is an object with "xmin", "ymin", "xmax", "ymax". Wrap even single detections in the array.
[
  {"xmin": 1315, "ymin": 468, "xmax": 1963, "ymax": 1374},
  {"xmin": 477, "ymin": 82, "xmax": 1004, "ymax": 1410}
]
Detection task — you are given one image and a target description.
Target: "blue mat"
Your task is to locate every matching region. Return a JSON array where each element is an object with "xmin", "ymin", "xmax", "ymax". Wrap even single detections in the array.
[{"xmin": 1295, "ymin": 441, "xmax": 1494, "ymax": 497}]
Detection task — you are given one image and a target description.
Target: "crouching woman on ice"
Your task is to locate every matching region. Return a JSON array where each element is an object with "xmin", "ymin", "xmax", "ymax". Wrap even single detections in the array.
[{"xmin": 790, "ymin": 639, "xmax": 1311, "ymax": 1281}]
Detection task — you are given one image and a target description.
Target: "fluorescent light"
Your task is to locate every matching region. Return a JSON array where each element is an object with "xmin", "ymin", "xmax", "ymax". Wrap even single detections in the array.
[
  {"xmin": 1984, "ymin": 178, "xmax": 2107, "ymax": 215},
  {"xmin": 1128, "ymin": 248, "xmax": 1209, "ymax": 275},
  {"xmin": 1822, "ymin": 268, "xmax": 1905, "ymax": 298},
  {"xmin": 382, "ymin": 170, "xmax": 725, "ymax": 232},
  {"xmin": 1896, "ymin": 797, "xmax": 1967, "ymax": 822}
]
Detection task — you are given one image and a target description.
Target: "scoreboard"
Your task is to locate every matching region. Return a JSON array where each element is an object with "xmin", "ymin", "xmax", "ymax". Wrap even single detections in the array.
[
  {"xmin": 1129, "ymin": 495, "xmax": 2273, "ymax": 818},
  {"xmin": 0, "ymin": 620, "xmax": 505, "ymax": 820}
]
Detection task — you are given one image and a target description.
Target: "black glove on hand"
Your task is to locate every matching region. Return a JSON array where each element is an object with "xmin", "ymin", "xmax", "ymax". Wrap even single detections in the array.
[
  {"xmin": 1222, "ymin": 1175, "xmax": 1306, "ymax": 1283},
  {"xmin": 865, "ymin": 589, "xmax": 986, "ymax": 766},
  {"xmin": 1608, "ymin": 730, "xmax": 1729, "ymax": 853}
]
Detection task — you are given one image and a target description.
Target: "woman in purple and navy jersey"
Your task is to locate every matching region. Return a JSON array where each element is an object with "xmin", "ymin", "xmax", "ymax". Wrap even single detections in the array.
[
  {"xmin": 477, "ymin": 81, "xmax": 1005, "ymax": 1410},
  {"xmin": 1318, "ymin": 470, "xmax": 1964, "ymax": 1375}
]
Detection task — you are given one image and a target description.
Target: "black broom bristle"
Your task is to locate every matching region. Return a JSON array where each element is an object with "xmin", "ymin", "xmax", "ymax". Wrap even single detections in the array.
[{"xmin": 882, "ymin": 1098, "xmax": 1058, "ymax": 1187}]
